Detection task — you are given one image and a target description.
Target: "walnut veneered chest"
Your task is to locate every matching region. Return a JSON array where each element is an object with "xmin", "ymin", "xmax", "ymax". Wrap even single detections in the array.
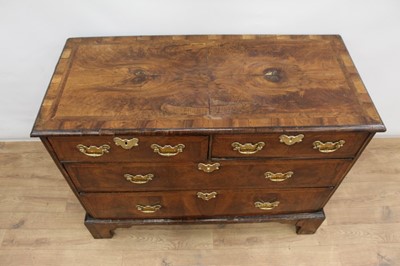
[{"xmin": 31, "ymin": 35, "xmax": 385, "ymax": 238}]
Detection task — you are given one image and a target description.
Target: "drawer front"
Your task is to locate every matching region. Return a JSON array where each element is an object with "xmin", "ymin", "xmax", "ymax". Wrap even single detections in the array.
[
  {"xmin": 66, "ymin": 159, "xmax": 351, "ymax": 192},
  {"xmin": 80, "ymin": 188, "xmax": 333, "ymax": 219},
  {"xmin": 49, "ymin": 136, "xmax": 208, "ymax": 162},
  {"xmin": 212, "ymin": 132, "xmax": 369, "ymax": 158}
]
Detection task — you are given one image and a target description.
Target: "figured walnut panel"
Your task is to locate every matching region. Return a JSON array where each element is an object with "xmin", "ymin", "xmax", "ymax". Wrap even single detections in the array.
[
  {"xmin": 65, "ymin": 159, "xmax": 350, "ymax": 192},
  {"xmin": 212, "ymin": 132, "xmax": 369, "ymax": 158},
  {"xmin": 80, "ymin": 187, "xmax": 333, "ymax": 219},
  {"xmin": 31, "ymin": 35, "xmax": 385, "ymax": 136},
  {"xmin": 49, "ymin": 136, "xmax": 208, "ymax": 162}
]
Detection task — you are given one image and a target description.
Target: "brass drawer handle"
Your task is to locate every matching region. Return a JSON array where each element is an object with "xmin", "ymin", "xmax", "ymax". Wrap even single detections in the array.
[
  {"xmin": 254, "ymin": 201, "xmax": 280, "ymax": 210},
  {"xmin": 198, "ymin": 163, "xmax": 220, "ymax": 173},
  {"xmin": 150, "ymin": 144, "xmax": 185, "ymax": 157},
  {"xmin": 279, "ymin": 134, "xmax": 304, "ymax": 145},
  {"xmin": 124, "ymin": 173, "xmax": 154, "ymax": 184},
  {"xmin": 313, "ymin": 140, "xmax": 345, "ymax": 153},
  {"xmin": 197, "ymin": 191, "xmax": 217, "ymax": 201},
  {"xmin": 76, "ymin": 144, "xmax": 110, "ymax": 157},
  {"xmin": 264, "ymin": 171, "xmax": 294, "ymax": 182},
  {"xmin": 136, "ymin": 204, "xmax": 161, "ymax": 213},
  {"xmin": 113, "ymin": 137, "xmax": 139, "ymax": 149},
  {"xmin": 231, "ymin": 142, "xmax": 265, "ymax": 155}
]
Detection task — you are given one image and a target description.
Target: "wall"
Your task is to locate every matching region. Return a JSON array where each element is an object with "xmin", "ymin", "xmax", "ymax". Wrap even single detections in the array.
[{"xmin": 0, "ymin": 0, "xmax": 399, "ymax": 140}]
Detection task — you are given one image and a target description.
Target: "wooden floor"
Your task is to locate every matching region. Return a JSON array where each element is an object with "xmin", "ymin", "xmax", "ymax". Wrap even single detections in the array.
[{"xmin": 0, "ymin": 139, "xmax": 399, "ymax": 266}]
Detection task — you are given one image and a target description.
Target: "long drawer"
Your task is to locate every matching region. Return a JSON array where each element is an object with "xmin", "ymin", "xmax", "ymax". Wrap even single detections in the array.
[
  {"xmin": 212, "ymin": 132, "xmax": 368, "ymax": 158},
  {"xmin": 65, "ymin": 159, "xmax": 351, "ymax": 192},
  {"xmin": 49, "ymin": 135, "xmax": 208, "ymax": 162},
  {"xmin": 80, "ymin": 188, "xmax": 333, "ymax": 219}
]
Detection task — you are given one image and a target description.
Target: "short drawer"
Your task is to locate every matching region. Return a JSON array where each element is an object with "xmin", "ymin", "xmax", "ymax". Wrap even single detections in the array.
[
  {"xmin": 80, "ymin": 187, "xmax": 333, "ymax": 219},
  {"xmin": 65, "ymin": 159, "xmax": 351, "ymax": 192},
  {"xmin": 49, "ymin": 135, "xmax": 208, "ymax": 162},
  {"xmin": 212, "ymin": 132, "xmax": 369, "ymax": 158}
]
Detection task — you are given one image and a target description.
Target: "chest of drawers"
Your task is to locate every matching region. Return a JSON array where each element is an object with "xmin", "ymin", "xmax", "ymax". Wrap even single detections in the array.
[{"xmin": 31, "ymin": 35, "xmax": 385, "ymax": 238}]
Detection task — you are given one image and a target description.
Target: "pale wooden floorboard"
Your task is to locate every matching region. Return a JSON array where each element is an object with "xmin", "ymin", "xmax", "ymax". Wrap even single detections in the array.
[
  {"xmin": 326, "ymin": 206, "xmax": 400, "ymax": 225},
  {"xmin": 0, "ymin": 139, "xmax": 399, "ymax": 266},
  {"xmin": 1, "ymin": 228, "xmax": 213, "ymax": 251},
  {"xmin": 121, "ymin": 244, "xmax": 400, "ymax": 266},
  {"xmin": 0, "ymin": 230, "xmax": 5, "ymax": 245},
  {"xmin": 0, "ymin": 250, "xmax": 125, "ymax": 266}
]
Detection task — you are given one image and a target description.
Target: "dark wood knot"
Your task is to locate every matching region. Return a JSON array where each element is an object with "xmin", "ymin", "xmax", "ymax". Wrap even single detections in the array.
[
  {"xmin": 263, "ymin": 68, "xmax": 283, "ymax": 82},
  {"xmin": 131, "ymin": 69, "xmax": 147, "ymax": 84}
]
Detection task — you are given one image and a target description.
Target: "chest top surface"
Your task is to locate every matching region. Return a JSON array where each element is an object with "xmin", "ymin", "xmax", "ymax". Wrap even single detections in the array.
[{"xmin": 31, "ymin": 35, "xmax": 385, "ymax": 136}]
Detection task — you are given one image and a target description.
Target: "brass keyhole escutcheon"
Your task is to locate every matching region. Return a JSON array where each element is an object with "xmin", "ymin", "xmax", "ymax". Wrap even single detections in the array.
[
  {"xmin": 198, "ymin": 163, "xmax": 220, "ymax": 173},
  {"xmin": 279, "ymin": 134, "xmax": 304, "ymax": 146},
  {"xmin": 197, "ymin": 192, "xmax": 218, "ymax": 201},
  {"xmin": 113, "ymin": 137, "xmax": 139, "ymax": 150}
]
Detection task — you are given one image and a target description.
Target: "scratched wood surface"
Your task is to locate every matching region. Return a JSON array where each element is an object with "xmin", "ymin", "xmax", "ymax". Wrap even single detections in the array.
[
  {"xmin": 0, "ymin": 138, "xmax": 399, "ymax": 265},
  {"xmin": 31, "ymin": 35, "xmax": 385, "ymax": 136}
]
